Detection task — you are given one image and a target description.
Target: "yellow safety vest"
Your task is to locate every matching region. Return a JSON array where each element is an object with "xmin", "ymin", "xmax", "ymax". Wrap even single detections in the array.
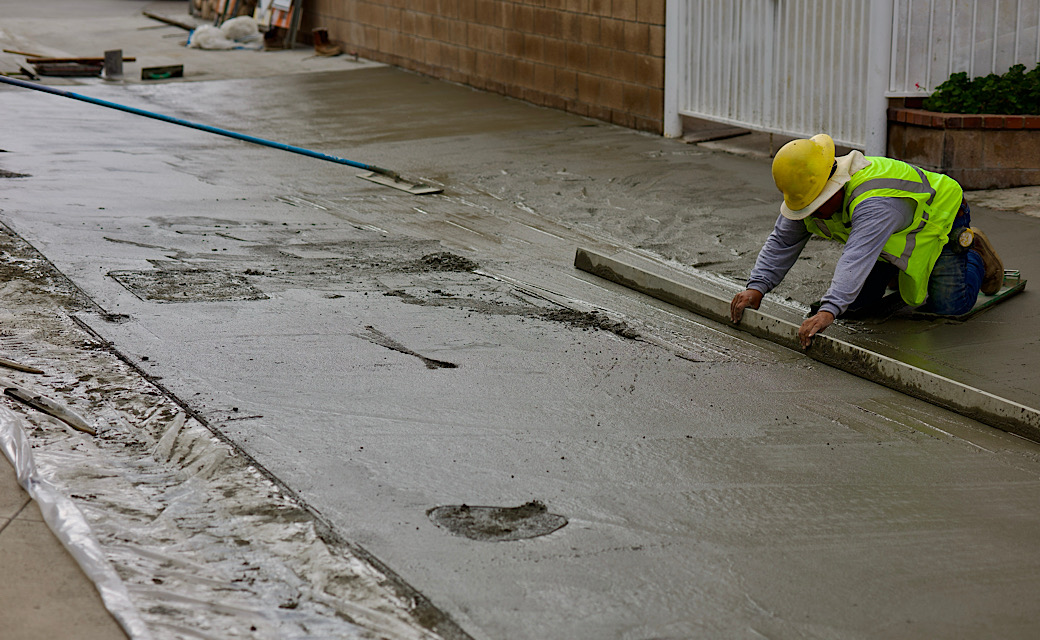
[{"xmin": 803, "ymin": 156, "xmax": 962, "ymax": 306}]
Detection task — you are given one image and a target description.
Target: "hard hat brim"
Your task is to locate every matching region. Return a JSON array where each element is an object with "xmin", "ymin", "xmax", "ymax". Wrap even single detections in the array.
[{"xmin": 780, "ymin": 152, "xmax": 870, "ymax": 220}]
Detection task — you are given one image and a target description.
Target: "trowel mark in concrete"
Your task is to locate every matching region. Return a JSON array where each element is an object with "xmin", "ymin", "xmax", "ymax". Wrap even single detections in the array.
[
  {"xmin": 355, "ymin": 325, "xmax": 458, "ymax": 369},
  {"xmin": 427, "ymin": 501, "xmax": 567, "ymax": 542},
  {"xmin": 382, "ymin": 288, "xmax": 641, "ymax": 339}
]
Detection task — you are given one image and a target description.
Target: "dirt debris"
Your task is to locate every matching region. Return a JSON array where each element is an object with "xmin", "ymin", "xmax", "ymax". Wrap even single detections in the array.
[
  {"xmin": 414, "ymin": 252, "xmax": 480, "ymax": 272},
  {"xmin": 539, "ymin": 308, "xmax": 640, "ymax": 339},
  {"xmin": 427, "ymin": 501, "xmax": 568, "ymax": 542}
]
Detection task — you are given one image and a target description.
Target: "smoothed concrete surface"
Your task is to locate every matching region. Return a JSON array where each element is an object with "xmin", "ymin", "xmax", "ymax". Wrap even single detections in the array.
[
  {"xmin": 2, "ymin": 5, "xmax": 1040, "ymax": 639},
  {"xmin": 3, "ymin": 70, "xmax": 1040, "ymax": 639},
  {"xmin": 574, "ymin": 247, "xmax": 1040, "ymax": 441}
]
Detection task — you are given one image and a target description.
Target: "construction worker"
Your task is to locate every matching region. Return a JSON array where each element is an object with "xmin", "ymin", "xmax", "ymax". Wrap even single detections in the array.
[{"xmin": 730, "ymin": 133, "xmax": 1004, "ymax": 348}]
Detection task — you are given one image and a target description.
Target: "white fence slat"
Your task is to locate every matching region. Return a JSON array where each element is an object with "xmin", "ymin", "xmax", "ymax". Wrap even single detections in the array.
[{"xmin": 667, "ymin": 0, "xmax": 1040, "ymax": 150}]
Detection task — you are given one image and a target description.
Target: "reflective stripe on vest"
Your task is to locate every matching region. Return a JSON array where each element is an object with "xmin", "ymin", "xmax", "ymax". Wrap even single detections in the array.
[
  {"xmin": 848, "ymin": 165, "xmax": 935, "ymax": 271},
  {"xmin": 804, "ymin": 156, "xmax": 962, "ymax": 306}
]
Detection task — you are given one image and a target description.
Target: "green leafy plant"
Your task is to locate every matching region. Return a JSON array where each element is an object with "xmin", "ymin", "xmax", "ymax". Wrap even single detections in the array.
[{"xmin": 922, "ymin": 63, "xmax": 1040, "ymax": 114}]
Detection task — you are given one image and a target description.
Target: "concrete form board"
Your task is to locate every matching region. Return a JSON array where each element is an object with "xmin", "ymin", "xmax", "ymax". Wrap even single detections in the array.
[{"xmin": 575, "ymin": 247, "xmax": 1040, "ymax": 442}]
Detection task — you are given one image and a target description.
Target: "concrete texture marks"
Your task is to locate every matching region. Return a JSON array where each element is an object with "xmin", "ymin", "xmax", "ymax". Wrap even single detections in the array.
[
  {"xmin": 2, "ymin": 5, "xmax": 1040, "ymax": 638},
  {"xmin": 4, "ymin": 61, "xmax": 1040, "ymax": 640}
]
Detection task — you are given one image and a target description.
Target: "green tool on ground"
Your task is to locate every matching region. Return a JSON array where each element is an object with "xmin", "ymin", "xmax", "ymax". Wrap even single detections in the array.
[
  {"xmin": 911, "ymin": 269, "xmax": 1027, "ymax": 321},
  {"xmin": 809, "ymin": 269, "xmax": 1027, "ymax": 322}
]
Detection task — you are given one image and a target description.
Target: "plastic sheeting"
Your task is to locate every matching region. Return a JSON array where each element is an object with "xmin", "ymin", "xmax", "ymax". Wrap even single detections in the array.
[
  {"xmin": 188, "ymin": 17, "xmax": 264, "ymax": 50},
  {"xmin": 0, "ymin": 235, "xmax": 443, "ymax": 639},
  {"xmin": 0, "ymin": 396, "xmax": 442, "ymax": 639}
]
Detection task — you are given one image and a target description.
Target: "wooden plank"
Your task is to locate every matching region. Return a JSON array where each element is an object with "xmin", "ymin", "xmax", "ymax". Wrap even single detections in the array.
[
  {"xmin": 142, "ymin": 10, "xmax": 197, "ymax": 31},
  {"xmin": 27, "ymin": 56, "xmax": 136, "ymax": 64}
]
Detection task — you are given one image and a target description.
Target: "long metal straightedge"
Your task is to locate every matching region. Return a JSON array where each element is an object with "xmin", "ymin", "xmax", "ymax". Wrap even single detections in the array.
[{"xmin": 575, "ymin": 247, "xmax": 1040, "ymax": 443}]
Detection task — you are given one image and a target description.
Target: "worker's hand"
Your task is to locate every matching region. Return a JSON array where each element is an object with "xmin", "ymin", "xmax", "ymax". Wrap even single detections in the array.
[
  {"xmin": 798, "ymin": 311, "xmax": 835, "ymax": 349},
  {"xmin": 730, "ymin": 289, "xmax": 764, "ymax": 324}
]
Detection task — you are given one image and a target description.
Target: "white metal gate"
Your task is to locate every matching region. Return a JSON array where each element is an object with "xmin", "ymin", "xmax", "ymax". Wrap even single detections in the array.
[
  {"xmin": 665, "ymin": 0, "xmax": 1040, "ymax": 155},
  {"xmin": 890, "ymin": 0, "xmax": 1040, "ymax": 95}
]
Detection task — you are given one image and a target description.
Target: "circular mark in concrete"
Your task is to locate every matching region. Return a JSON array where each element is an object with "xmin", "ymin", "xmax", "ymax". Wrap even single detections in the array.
[{"xmin": 427, "ymin": 501, "xmax": 567, "ymax": 542}]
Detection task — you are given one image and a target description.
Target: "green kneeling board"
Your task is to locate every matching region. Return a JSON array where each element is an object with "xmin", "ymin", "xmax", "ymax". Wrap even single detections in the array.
[
  {"xmin": 910, "ymin": 271, "xmax": 1026, "ymax": 321},
  {"xmin": 818, "ymin": 270, "xmax": 1026, "ymax": 322}
]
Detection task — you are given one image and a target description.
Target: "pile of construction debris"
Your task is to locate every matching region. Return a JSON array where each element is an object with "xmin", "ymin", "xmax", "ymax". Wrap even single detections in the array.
[{"xmin": 0, "ymin": 2, "xmax": 344, "ymax": 83}]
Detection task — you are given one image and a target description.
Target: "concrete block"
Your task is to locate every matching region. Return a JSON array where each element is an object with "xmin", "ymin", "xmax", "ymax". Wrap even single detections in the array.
[
  {"xmin": 486, "ymin": 26, "xmax": 504, "ymax": 52},
  {"xmin": 621, "ymin": 82, "xmax": 649, "ymax": 114},
  {"xmin": 637, "ymin": 0, "xmax": 665, "ymax": 23},
  {"xmin": 566, "ymin": 41, "xmax": 587, "ymax": 69},
  {"xmin": 561, "ymin": 11, "xmax": 582, "ymax": 40},
  {"xmin": 599, "ymin": 17, "xmax": 623, "ymax": 48},
  {"xmin": 612, "ymin": 49, "xmax": 638, "ymax": 82},
  {"xmin": 515, "ymin": 5, "xmax": 535, "ymax": 32},
  {"xmin": 554, "ymin": 68, "xmax": 577, "ymax": 97},
  {"xmin": 945, "ymin": 129, "xmax": 982, "ymax": 172},
  {"xmin": 579, "ymin": 14, "xmax": 600, "ymax": 42},
  {"xmin": 543, "ymin": 37, "xmax": 567, "ymax": 67},
  {"xmin": 648, "ymin": 24, "xmax": 665, "ymax": 54},
  {"xmin": 515, "ymin": 59, "xmax": 536, "ymax": 88},
  {"xmin": 458, "ymin": 0, "xmax": 476, "ymax": 20},
  {"xmin": 986, "ymin": 130, "xmax": 1040, "ymax": 170},
  {"xmin": 612, "ymin": 1, "xmax": 638, "ymax": 21},
  {"xmin": 588, "ymin": 45, "xmax": 613, "ymax": 76},
  {"xmin": 504, "ymin": 30, "xmax": 523, "ymax": 56},
  {"xmin": 623, "ymin": 21, "xmax": 649, "ymax": 52},
  {"xmin": 901, "ymin": 126, "xmax": 944, "ymax": 168},
  {"xmin": 534, "ymin": 8, "xmax": 560, "ymax": 38},
  {"xmin": 524, "ymin": 33, "xmax": 545, "ymax": 62}
]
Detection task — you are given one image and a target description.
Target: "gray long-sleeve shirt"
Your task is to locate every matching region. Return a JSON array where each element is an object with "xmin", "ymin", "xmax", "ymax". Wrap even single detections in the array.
[{"xmin": 747, "ymin": 196, "xmax": 916, "ymax": 317}]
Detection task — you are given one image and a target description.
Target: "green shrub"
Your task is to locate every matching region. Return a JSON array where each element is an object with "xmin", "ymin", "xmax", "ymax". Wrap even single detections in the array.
[{"xmin": 922, "ymin": 63, "xmax": 1040, "ymax": 114}]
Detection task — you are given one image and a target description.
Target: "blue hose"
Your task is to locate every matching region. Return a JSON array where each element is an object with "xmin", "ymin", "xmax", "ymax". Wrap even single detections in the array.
[{"xmin": 0, "ymin": 75, "xmax": 400, "ymax": 179}]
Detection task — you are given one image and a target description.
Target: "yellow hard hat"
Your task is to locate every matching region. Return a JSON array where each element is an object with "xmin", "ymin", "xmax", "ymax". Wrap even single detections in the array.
[{"xmin": 771, "ymin": 134, "xmax": 837, "ymax": 218}]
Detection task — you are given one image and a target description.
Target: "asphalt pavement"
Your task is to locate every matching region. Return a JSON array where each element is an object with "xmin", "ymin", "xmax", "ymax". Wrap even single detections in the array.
[{"xmin": 3, "ymin": 2, "xmax": 1040, "ymax": 639}]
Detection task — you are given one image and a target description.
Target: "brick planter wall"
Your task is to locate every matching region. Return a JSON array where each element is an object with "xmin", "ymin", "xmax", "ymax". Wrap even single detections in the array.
[
  {"xmin": 888, "ymin": 107, "xmax": 1040, "ymax": 189},
  {"xmin": 299, "ymin": 0, "xmax": 666, "ymax": 133}
]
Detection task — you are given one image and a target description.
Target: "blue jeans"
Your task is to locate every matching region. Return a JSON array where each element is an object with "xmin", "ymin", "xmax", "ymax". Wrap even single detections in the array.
[{"xmin": 849, "ymin": 202, "xmax": 984, "ymax": 316}]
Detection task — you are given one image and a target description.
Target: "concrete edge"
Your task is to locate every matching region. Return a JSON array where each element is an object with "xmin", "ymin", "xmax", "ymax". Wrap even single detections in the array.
[
  {"xmin": 574, "ymin": 247, "xmax": 1040, "ymax": 443},
  {"xmin": 68, "ymin": 315, "xmax": 475, "ymax": 640}
]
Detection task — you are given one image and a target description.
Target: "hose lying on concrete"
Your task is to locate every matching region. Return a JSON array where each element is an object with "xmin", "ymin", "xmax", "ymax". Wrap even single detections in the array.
[{"xmin": 0, "ymin": 75, "xmax": 441, "ymax": 195}]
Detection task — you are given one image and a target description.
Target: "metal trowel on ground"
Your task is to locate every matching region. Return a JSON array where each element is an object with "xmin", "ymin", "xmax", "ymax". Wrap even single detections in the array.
[{"xmin": 357, "ymin": 169, "xmax": 443, "ymax": 195}]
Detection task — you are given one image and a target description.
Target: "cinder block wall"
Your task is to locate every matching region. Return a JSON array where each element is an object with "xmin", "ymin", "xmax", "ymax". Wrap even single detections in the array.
[{"xmin": 300, "ymin": 0, "xmax": 666, "ymax": 133}]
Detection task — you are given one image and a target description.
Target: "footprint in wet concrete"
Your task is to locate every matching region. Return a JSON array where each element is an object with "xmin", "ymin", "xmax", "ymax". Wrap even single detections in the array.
[{"xmin": 427, "ymin": 501, "xmax": 567, "ymax": 541}]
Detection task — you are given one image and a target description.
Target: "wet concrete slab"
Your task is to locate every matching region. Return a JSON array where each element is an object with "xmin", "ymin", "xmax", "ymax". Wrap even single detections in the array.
[
  {"xmin": 575, "ymin": 247, "xmax": 1040, "ymax": 442},
  {"xmin": 2, "ymin": 38, "xmax": 1040, "ymax": 640}
]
